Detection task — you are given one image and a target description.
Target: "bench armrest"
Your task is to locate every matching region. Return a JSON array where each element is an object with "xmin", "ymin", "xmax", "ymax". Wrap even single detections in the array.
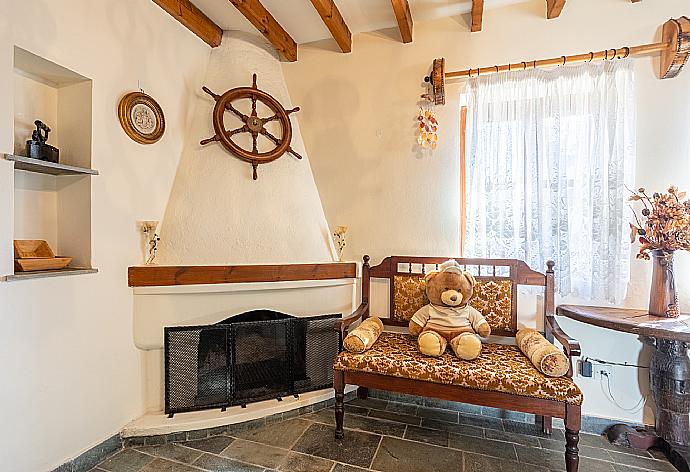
[
  {"xmin": 545, "ymin": 315, "xmax": 581, "ymax": 357},
  {"xmin": 336, "ymin": 302, "xmax": 369, "ymax": 339}
]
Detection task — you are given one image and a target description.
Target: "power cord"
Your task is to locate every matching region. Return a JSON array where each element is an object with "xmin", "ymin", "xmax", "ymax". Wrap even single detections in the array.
[
  {"xmin": 599, "ymin": 370, "xmax": 648, "ymax": 413},
  {"xmin": 585, "ymin": 356, "xmax": 649, "ymax": 369}
]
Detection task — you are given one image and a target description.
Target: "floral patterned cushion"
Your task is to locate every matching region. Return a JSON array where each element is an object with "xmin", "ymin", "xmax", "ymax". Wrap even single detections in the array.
[
  {"xmin": 334, "ymin": 332, "xmax": 583, "ymax": 405},
  {"xmin": 392, "ymin": 276, "xmax": 513, "ymax": 331}
]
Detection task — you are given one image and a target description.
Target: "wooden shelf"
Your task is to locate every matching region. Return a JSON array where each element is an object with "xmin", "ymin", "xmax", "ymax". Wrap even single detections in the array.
[
  {"xmin": 128, "ymin": 263, "xmax": 357, "ymax": 287},
  {"xmin": 3, "ymin": 154, "xmax": 98, "ymax": 176},
  {"xmin": 5, "ymin": 267, "xmax": 98, "ymax": 281}
]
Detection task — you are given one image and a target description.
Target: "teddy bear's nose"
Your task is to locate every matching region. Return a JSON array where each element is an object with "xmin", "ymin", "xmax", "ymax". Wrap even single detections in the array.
[{"xmin": 450, "ymin": 294, "xmax": 458, "ymax": 302}]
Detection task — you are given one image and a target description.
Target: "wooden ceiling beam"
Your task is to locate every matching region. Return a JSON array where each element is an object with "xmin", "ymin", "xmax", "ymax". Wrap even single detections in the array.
[
  {"xmin": 228, "ymin": 0, "xmax": 298, "ymax": 62},
  {"xmin": 309, "ymin": 0, "xmax": 352, "ymax": 53},
  {"xmin": 546, "ymin": 0, "xmax": 566, "ymax": 19},
  {"xmin": 152, "ymin": 0, "xmax": 223, "ymax": 47},
  {"xmin": 471, "ymin": 0, "xmax": 484, "ymax": 32},
  {"xmin": 390, "ymin": 0, "xmax": 413, "ymax": 43}
]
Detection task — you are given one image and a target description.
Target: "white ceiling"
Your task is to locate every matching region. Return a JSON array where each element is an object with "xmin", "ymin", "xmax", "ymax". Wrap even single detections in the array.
[{"xmin": 194, "ymin": 0, "xmax": 526, "ymax": 45}]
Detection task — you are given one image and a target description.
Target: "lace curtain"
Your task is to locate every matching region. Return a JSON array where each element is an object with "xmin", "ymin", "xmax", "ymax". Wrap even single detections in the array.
[{"xmin": 464, "ymin": 61, "xmax": 636, "ymax": 303}]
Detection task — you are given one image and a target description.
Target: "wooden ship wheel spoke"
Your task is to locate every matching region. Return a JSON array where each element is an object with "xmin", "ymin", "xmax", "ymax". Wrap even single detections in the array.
[{"xmin": 200, "ymin": 74, "xmax": 303, "ymax": 180}]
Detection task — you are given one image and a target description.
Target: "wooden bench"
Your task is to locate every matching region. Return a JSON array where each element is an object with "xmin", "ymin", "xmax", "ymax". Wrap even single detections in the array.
[{"xmin": 333, "ymin": 255, "xmax": 583, "ymax": 472}]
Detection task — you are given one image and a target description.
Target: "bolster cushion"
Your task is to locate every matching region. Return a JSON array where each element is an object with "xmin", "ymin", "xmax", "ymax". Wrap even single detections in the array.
[
  {"xmin": 516, "ymin": 328, "xmax": 569, "ymax": 378},
  {"xmin": 343, "ymin": 317, "xmax": 384, "ymax": 353}
]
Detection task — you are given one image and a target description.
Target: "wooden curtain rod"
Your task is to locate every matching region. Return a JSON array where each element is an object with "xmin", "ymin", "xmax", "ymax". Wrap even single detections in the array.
[
  {"xmin": 446, "ymin": 42, "xmax": 667, "ymax": 78},
  {"xmin": 422, "ymin": 17, "xmax": 690, "ymax": 105}
]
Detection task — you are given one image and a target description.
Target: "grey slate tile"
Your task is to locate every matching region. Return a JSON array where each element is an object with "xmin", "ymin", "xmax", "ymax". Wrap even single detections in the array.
[
  {"xmin": 98, "ymin": 449, "xmax": 154, "ymax": 472},
  {"xmin": 538, "ymin": 437, "xmax": 613, "ymax": 462},
  {"xmin": 422, "ymin": 397, "xmax": 483, "ymax": 414},
  {"xmin": 233, "ymin": 418, "xmax": 311, "ymax": 449},
  {"xmin": 514, "ymin": 445, "xmax": 564, "ymax": 470},
  {"xmin": 332, "ymin": 464, "xmax": 370, "ymax": 472},
  {"xmin": 608, "ymin": 450, "xmax": 678, "ymax": 471},
  {"xmin": 449, "ymin": 432, "xmax": 518, "ymax": 461},
  {"xmin": 179, "ymin": 435, "xmax": 234, "ymax": 454},
  {"xmin": 420, "ymin": 418, "xmax": 484, "ymax": 438},
  {"xmin": 503, "ymin": 419, "xmax": 565, "ymax": 440},
  {"xmin": 463, "ymin": 452, "xmax": 550, "ymax": 472},
  {"xmin": 483, "ymin": 428, "xmax": 541, "ymax": 447},
  {"xmin": 368, "ymin": 409, "xmax": 421, "ymax": 425},
  {"xmin": 309, "ymin": 408, "xmax": 406, "ymax": 437},
  {"xmin": 481, "ymin": 406, "xmax": 531, "ymax": 423},
  {"xmin": 457, "ymin": 412, "xmax": 504, "ymax": 430},
  {"xmin": 370, "ymin": 436, "xmax": 463, "ymax": 472},
  {"xmin": 415, "ymin": 406, "xmax": 459, "ymax": 423},
  {"xmin": 220, "ymin": 438, "xmax": 289, "ymax": 469},
  {"xmin": 136, "ymin": 444, "xmax": 202, "ymax": 464},
  {"xmin": 276, "ymin": 451, "xmax": 334, "ymax": 472},
  {"xmin": 384, "ymin": 401, "xmax": 418, "ymax": 415},
  {"xmin": 139, "ymin": 458, "xmax": 198, "ymax": 472},
  {"xmin": 73, "ymin": 435, "xmax": 123, "ymax": 471},
  {"xmin": 404, "ymin": 425, "xmax": 449, "ymax": 447},
  {"xmin": 291, "ymin": 423, "xmax": 381, "ymax": 468},
  {"xmin": 347, "ymin": 398, "xmax": 388, "ymax": 410},
  {"xmin": 193, "ymin": 453, "xmax": 264, "ymax": 472}
]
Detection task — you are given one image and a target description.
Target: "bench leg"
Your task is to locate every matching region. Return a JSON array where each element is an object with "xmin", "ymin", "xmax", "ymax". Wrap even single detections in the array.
[
  {"xmin": 565, "ymin": 404, "xmax": 581, "ymax": 472},
  {"xmin": 334, "ymin": 370, "xmax": 345, "ymax": 439},
  {"xmin": 542, "ymin": 415, "xmax": 553, "ymax": 434},
  {"xmin": 357, "ymin": 387, "xmax": 369, "ymax": 400}
]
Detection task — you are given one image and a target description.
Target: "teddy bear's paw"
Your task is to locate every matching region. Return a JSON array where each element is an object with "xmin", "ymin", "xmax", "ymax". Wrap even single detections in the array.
[
  {"xmin": 450, "ymin": 333, "xmax": 482, "ymax": 360},
  {"xmin": 418, "ymin": 331, "xmax": 447, "ymax": 357}
]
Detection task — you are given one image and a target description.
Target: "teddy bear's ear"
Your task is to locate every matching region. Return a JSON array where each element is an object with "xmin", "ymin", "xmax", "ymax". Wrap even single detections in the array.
[
  {"xmin": 424, "ymin": 271, "xmax": 439, "ymax": 283},
  {"xmin": 463, "ymin": 271, "xmax": 477, "ymax": 287}
]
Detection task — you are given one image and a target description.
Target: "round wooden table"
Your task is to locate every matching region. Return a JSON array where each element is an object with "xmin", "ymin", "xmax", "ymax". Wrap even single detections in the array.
[{"xmin": 558, "ymin": 305, "xmax": 690, "ymax": 472}]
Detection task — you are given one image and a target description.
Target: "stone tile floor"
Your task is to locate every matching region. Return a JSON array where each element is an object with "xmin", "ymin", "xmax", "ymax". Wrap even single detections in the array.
[{"xmin": 90, "ymin": 397, "xmax": 676, "ymax": 472}]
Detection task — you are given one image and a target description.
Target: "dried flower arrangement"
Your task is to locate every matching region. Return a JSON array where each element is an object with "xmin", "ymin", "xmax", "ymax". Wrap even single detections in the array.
[
  {"xmin": 629, "ymin": 185, "xmax": 690, "ymax": 259},
  {"xmin": 333, "ymin": 226, "xmax": 348, "ymax": 262}
]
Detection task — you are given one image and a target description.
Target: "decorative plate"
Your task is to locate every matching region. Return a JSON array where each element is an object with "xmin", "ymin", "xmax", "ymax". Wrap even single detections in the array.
[{"xmin": 118, "ymin": 91, "xmax": 165, "ymax": 144}]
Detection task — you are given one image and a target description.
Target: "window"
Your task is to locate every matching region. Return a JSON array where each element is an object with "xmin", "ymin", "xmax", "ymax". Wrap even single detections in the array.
[{"xmin": 463, "ymin": 61, "xmax": 636, "ymax": 303}]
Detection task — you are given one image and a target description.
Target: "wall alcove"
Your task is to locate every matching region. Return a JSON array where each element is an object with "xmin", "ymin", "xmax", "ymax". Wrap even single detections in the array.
[{"xmin": 4, "ymin": 46, "xmax": 98, "ymax": 280}]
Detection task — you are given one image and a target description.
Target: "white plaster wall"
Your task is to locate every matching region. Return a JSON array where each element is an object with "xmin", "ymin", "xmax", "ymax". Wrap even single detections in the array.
[
  {"xmin": 157, "ymin": 32, "xmax": 335, "ymax": 265},
  {"xmin": 283, "ymin": 0, "xmax": 690, "ymax": 425},
  {"xmin": 0, "ymin": 1, "xmax": 210, "ymax": 471}
]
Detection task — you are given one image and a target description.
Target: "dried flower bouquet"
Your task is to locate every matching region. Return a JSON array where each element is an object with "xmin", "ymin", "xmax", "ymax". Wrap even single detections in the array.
[{"xmin": 629, "ymin": 185, "xmax": 690, "ymax": 260}]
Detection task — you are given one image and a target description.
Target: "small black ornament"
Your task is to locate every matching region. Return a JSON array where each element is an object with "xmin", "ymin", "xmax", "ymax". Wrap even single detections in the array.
[{"xmin": 26, "ymin": 120, "xmax": 59, "ymax": 163}]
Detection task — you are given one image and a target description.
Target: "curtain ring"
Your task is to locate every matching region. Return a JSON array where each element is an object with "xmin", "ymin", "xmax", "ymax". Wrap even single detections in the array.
[
  {"xmin": 588, "ymin": 52, "xmax": 594, "ymax": 62},
  {"xmin": 508, "ymin": 63, "xmax": 511, "ymax": 71},
  {"xmin": 561, "ymin": 55, "xmax": 567, "ymax": 66},
  {"xmin": 494, "ymin": 65, "xmax": 500, "ymax": 73},
  {"xmin": 533, "ymin": 60, "xmax": 537, "ymax": 69},
  {"xmin": 604, "ymin": 49, "xmax": 609, "ymax": 60},
  {"xmin": 609, "ymin": 48, "xmax": 617, "ymax": 61},
  {"xmin": 476, "ymin": 68, "xmax": 481, "ymax": 77},
  {"xmin": 522, "ymin": 61, "xmax": 527, "ymax": 70},
  {"xmin": 622, "ymin": 46, "xmax": 630, "ymax": 59}
]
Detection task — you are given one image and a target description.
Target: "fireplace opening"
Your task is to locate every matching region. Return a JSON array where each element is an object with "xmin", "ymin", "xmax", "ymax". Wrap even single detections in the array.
[{"xmin": 165, "ymin": 310, "xmax": 340, "ymax": 415}]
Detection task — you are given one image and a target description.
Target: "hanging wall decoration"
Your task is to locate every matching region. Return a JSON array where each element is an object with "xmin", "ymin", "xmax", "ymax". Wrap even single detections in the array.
[
  {"xmin": 417, "ymin": 108, "xmax": 439, "ymax": 150},
  {"xmin": 118, "ymin": 91, "xmax": 166, "ymax": 144},
  {"xmin": 200, "ymin": 73, "xmax": 302, "ymax": 180}
]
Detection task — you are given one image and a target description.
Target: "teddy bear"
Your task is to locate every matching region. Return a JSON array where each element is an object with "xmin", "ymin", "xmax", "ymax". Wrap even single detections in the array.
[{"xmin": 408, "ymin": 259, "xmax": 491, "ymax": 360}]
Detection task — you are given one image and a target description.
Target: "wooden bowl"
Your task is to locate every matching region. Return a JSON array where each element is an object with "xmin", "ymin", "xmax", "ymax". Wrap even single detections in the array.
[
  {"xmin": 14, "ymin": 257, "xmax": 72, "ymax": 272},
  {"xmin": 14, "ymin": 240, "xmax": 55, "ymax": 259}
]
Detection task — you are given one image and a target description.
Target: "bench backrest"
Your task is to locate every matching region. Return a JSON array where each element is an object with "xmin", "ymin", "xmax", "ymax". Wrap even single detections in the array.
[{"xmin": 362, "ymin": 256, "xmax": 554, "ymax": 338}]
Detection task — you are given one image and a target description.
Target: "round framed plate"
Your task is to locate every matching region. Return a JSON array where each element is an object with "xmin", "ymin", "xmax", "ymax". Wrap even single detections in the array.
[{"xmin": 118, "ymin": 91, "xmax": 165, "ymax": 144}]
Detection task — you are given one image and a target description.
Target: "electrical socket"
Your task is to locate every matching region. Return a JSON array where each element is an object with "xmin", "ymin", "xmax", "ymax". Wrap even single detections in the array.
[{"xmin": 578, "ymin": 359, "xmax": 593, "ymax": 378}]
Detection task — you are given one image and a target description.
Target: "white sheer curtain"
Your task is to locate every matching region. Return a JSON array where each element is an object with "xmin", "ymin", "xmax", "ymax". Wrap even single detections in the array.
[{"xmin": 464, "ymin": 61, "xmax": 636, "ymax": 303}]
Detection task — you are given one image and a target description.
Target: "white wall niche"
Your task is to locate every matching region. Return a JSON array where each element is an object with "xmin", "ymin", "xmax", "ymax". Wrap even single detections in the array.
[{"xmin": 9, "ymin": 46, "xmax": 95, "ymax": 277}]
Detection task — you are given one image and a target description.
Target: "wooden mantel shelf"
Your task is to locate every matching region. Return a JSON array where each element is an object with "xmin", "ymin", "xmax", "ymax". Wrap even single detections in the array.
[{"xmin": 128, "ymin": 262, "xmax": 357, "ymax": 287}]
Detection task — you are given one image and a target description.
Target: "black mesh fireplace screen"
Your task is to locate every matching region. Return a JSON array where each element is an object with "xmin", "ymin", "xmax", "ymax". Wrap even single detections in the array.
[{"xmin": 164, "ymin": 310, "xmax": 341, "ymax": 415}]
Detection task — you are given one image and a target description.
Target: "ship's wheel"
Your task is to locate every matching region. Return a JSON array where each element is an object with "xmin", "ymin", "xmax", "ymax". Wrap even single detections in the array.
[{"xmin": 200, "ymin": 74, "xmax": 302, "ymax": 180}]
